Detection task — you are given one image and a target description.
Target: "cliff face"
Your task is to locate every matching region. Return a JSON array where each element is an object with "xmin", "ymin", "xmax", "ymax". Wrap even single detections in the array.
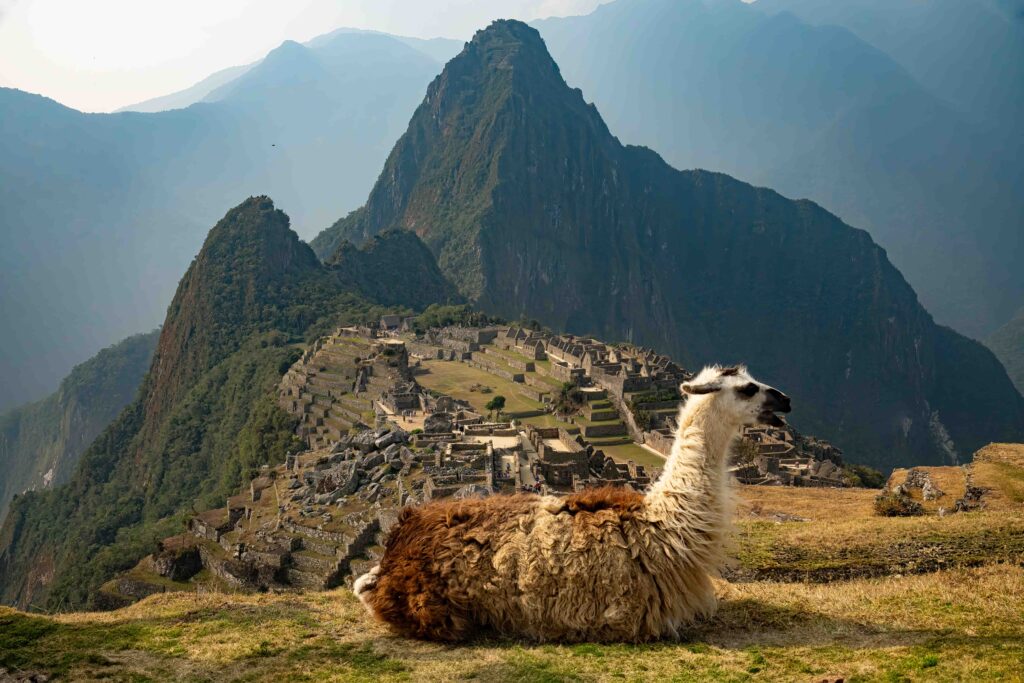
[
  {"xmin": 0, "ymin": 198, "xmax": 452, "ymax": 610},
  {"xmin": 0, "ymin": 330, "xmax": 159, "ymax": 521},
  {"xmin": 314, "ymin": 20, "xmax": 1024, "ymax": 468}
]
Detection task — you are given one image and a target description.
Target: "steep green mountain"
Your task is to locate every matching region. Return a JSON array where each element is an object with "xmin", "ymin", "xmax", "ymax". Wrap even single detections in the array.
[
  {"xmin": 989, "ymin": 308, "xmax": 1024, "ymax": 394},
  {"xmin": 314, "ymin": 19, "xmax": 1024, "ymax": 471},
  {"xmin": 330, "ymin": 229, "xmax": 464, "ymax": 309},
  {"xmin": 0, "ymin": 330, "xmax": 159, "ymax": 522},
  {"xmin": 0, "ymin": 197, "xmax": 452, "ymax": 610},
  {"xmin": 530, "ymin": 0, "xmax": 1024, "ymax": 338},
  {"xmin": 0, "ymin": 30, "xmax": 444, "ymax": 415}
]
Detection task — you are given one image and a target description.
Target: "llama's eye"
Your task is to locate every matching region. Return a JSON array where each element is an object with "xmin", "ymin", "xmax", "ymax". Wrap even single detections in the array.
[{"xmin": 737, "ymin": 383, "xmax": 759, "ymax": 398}]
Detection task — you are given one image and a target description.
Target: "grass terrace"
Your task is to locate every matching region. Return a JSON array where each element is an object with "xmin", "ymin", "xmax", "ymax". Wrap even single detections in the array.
[{"xmin": 414, "ymin": 360, "xmax": 544, "ymax": 416}]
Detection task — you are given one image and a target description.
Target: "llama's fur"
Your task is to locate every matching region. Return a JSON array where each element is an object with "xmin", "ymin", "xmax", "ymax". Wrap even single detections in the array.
[{"xmin": 354, "ymin": 365, "xmax": 790, "ymax": 642}]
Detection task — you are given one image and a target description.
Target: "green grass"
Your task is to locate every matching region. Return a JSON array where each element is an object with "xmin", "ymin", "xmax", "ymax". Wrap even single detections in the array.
[
  {"xmin": 416, "ymin": 360, "xmax": 544, "ymax": 415},
  {"xmin": 590, "ymin": 440, "xmax": 665, "ymax": 468},
  {"xmin": 3, "ymin": 564, "xmax": 1023, "ymax": 681}
]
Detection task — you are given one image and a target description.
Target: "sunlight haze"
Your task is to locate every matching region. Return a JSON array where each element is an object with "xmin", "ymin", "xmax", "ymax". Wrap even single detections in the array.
[{"xmin": 0, "ymin": 0, "xmax": 609, "ymax": 111}]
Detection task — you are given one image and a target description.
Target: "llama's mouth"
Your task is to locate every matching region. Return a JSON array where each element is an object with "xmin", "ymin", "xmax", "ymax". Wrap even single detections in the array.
[{"xmin": 757, "ymin": 410, "xmax": 786, "ymax": 427}]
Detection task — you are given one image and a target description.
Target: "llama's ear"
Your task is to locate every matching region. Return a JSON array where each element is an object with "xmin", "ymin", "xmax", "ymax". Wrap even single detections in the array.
[{"xmin": 681, "ymin": 381, "xmax": 722, "ymax": 395}]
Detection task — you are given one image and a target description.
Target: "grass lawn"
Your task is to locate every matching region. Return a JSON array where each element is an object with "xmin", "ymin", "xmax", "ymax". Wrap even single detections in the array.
[
  {"xmin": 415, "ymin": 360, "xmax": 544, "ymax": 416},
  {"xmin": 3, "ymin": 565, "xmax": 1022, "ymax": 681},
  {"xmin": 592, "ymin": 440, "xmax": 666, "ymax": 468}
]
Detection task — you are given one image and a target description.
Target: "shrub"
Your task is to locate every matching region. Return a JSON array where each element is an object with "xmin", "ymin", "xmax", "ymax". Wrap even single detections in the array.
[{"xmin": 874, "ymin": 491, "xmax": 924, "ymax": 516}]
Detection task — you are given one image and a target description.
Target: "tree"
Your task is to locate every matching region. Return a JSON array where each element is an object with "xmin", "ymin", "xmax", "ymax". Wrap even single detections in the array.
[{"xmin": 485, "ymin": 395, "xmax": 506, "ymax": 420}]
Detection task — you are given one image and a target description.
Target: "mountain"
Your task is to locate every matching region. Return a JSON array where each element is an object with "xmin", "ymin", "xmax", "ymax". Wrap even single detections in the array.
[
  {"xmin": 0, "ymin": 30, "xmax": 444, "ymax": 415},
  {"xmin": 0, "ymin": 330, "xmax": 159, "ymax": 522},
  {"xmin": 114, "ymin": 63, "xmax": 255, "ymax": 113},
  {"xmin": 116, "ymin": 29, "xmax": 462, "ymax": 113},
  {"xmin": 529, "ymin": 0, "xmax": 1024, "ymax": 339},
  {"xmin": 330, "ymin": 229, "xmax": 464, "ymax": 309},
  {"xmin": 989, "ymin": 308, "xmax": 1024, "ymax": 394},
  {"xmin": 314, "ymin": 19, "xmax": 1024, "ymax": 470},
  {"xmin": 755, "ymin": 0, "xmax": 1024, "ymax": 130},
  {"xmin": 0, "ymin": 196, "xmax": 453, "ymax": 610}
]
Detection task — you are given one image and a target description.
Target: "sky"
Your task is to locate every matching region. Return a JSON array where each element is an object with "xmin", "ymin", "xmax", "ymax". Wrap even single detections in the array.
[{"xmin": 0, "ymin": 0, "xmax": 611, "ymax": 113}]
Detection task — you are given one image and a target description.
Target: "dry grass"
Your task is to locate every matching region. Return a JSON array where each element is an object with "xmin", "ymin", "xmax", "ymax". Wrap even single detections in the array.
[{"xmin": 2, "ymin": 565, "xmax": 1022, "ymax": 681}]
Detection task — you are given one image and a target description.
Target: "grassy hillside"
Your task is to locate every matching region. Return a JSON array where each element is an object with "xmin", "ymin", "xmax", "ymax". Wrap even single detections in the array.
[
  {"xmin": 3, "ymin": 443, "xmax": 1023, "ymax": 681},
  {"xmin": 0, "ymin": 198, "xmax": 453, "ymax": 611},
  {"xmin": 1, "ymin": 565, "xmax": 1021, "ymax": 682}
]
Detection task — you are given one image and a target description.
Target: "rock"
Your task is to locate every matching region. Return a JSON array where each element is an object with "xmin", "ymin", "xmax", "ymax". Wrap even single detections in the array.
[
  {"xmin": 424, "ymin": 412, "xmax": 453, "ymax": 433},
  {"xmin": 288, "ymin": 479, "xmax": 302, "ymax": 490},
  {"xmin": 375, "ymin": 429, "xmax": 407, "ymax": 449},
  {"xmin": 453, "ymin": 484, "xmax": 492, "ymax": 499},
  {"xmin": 352, "ymin": 430, "xmax": 379, "ymax": 453},
  {"xmin": 361, "ymin": 452, "xmax": 385, "ymax": 470},
  {"xmin": 383, "ymin": 443, "xmax": 402, "ymax": 460},
  {"xmin": 371, "ymin": 465, "xmax": 389, "ymax": 483}
]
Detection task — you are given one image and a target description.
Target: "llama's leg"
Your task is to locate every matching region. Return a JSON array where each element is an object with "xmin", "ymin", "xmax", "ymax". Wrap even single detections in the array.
[{"xmin": 353, "ymin": 564, "xmax": 381, "ymax": 610}]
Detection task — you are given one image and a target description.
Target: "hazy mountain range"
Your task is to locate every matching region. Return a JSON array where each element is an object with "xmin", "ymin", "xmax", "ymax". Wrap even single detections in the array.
[
  {"xmin": 534, "ymin": 0, "xmax": 1024, "ymax": 340},
  {"xmin": 4, "ymin": 0, "xmax": 1021, "ymax": 417},
  {"xmin": 0, "ymin": 30, "xmax": 456, "ymax": 414}
]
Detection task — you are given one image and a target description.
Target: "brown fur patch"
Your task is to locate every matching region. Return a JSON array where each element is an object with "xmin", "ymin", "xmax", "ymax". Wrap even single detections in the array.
[
  {"xmin": 365, "ymin": 493, "xmax": 540, "ymax": 641},
  {"xmin": 562, "ymin": 485, "xmax": 645, "ymax": 517}
]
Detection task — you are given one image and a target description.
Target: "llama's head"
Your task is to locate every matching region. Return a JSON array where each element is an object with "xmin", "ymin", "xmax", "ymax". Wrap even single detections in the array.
[{"xmin": 681, "ymin": 365, "xmax": 791, "ymax": 428}]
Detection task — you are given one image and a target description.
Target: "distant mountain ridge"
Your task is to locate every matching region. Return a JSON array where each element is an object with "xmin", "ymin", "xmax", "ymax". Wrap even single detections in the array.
[
  {"xmin": 0, "ymin": 197, "xmax": 453, "ymax": 610},
  {"xmin": 117, "ymin": 28, "xmax": 462, "ymax": 113},
  {"xmin": 0, "ymin": 29, "xmax": 446, "ymax": 414},
  {"xmin": 314, "ymin": 19, "xmax": 1024, "ymax": 470},
  {"xmin": 0, "ymin": 330, "xmax": 158, "ymax": 522}
]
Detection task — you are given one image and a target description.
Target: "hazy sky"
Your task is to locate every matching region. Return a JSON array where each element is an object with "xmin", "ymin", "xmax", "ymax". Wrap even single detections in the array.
[{"xmin": 0, "ymin": 0, "xmax": 610, "ymax": 112}]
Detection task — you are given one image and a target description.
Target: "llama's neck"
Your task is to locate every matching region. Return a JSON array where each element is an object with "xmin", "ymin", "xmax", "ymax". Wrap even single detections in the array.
[{"xmin": 645, "ymin": 396, "xmax": 739, "ymax": 525}]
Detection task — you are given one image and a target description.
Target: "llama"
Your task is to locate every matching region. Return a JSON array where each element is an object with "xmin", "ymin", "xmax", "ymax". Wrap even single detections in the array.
[{"xmin": 353, "ymin": 365, "xmax": 790, "ymax": 642}]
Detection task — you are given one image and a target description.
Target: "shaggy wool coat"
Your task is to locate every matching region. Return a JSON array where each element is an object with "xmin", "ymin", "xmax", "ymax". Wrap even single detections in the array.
[{"xmin": 355, "ymin": 387, "xmax": 740, "ymax": 643}]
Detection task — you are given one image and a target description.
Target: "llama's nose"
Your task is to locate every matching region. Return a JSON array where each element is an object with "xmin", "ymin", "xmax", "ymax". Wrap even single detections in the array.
[{"xmin": 766, "ymin": 387, "xmax": 791, "ymax": 413}]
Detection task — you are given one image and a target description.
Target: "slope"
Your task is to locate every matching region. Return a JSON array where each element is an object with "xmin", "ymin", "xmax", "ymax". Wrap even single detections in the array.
[
  {"xmin": 313, "ymin": 19, "xmax": 1024, "ymax": 470},
  {"xmin": 531, "ymin": 0, "xmax": 1024, "ymax": 338},
  {"xmin": 0, "ymin": 330, "xmax": 159, "ymax": 522},
  {"xmin": 0, "ymin": 197, "xmax": 454, "ymax": 610}
]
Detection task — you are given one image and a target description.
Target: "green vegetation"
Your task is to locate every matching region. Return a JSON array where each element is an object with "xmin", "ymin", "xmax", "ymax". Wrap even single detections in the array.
[
  {"xmin": 0, "ymin": 329, "xmax": 160, "ymax": 520},
  {"xmin": 411, "ymin": 303, "xmax": 503, "ymax": 333},
  {"xmin": 844, "ymin": 463, "xmax": 887, "ymax": 489},
  {"xmin": 0, "ymin": 197, "xmax": 453, "ymax": 610},
  {"xmin": 873, "ymin": 491, "xmax": 925, "ymax": 517},
  {"xmin": 1, "ymin": 564, "xmax": 1022, "ymax": 681},
  {"xmin": 485, "ymin": 395, "xmax": 506, "ymax": 420}
]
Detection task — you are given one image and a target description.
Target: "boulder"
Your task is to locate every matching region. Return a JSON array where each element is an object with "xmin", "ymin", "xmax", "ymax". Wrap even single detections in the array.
[
  {"xmin": 375, "ymin": 429, "xmax": 407, "ymax": 449},
  {"xmin": 424, "ymin": 412, "xmax": 453, "ymax": 433},
  {"xmin": 361, "ymin": 452, "xmax": 385, "ymax": 470}
]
